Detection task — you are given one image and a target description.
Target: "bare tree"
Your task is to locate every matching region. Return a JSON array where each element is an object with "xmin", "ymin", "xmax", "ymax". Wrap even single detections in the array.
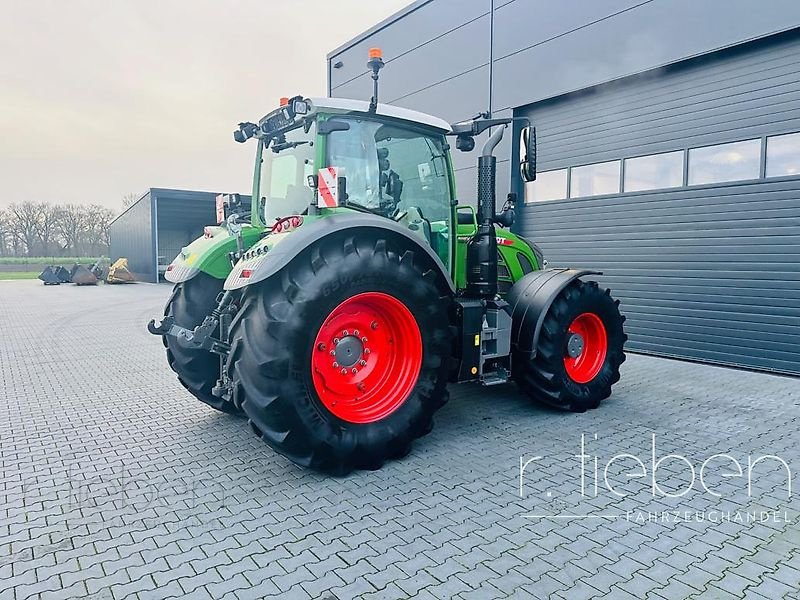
[
  {"xmin": 0, "ymin": 211, "xmax": 11, "ymax": 256},
  {"xmin": 6, "ymin": 202, "xmax": 43, "ymax": 256},
  {"xmin": 33, "ymin": 202, "xmax": 61, "ymax": 256},
  {"xmin": 0, "ymin": 210, "xmax": 10, "ymax": 256},
  {"xmin": 0, "ymin": 210, "xmax": 22, "ymax": 256},
  {"xmin": 85, "ymin": 204, "xmax": 115, "ymax": 253},
  {"xmin": 1, "ymin": 201, "xmax": 116, "ymax": 257},
  {"xmin": 55, "ymin": 204, "xmax": 90, "ymax": 255},
  {"xmin": 122, "ymin": 192, "xmax": 145, "ymax": 209}
]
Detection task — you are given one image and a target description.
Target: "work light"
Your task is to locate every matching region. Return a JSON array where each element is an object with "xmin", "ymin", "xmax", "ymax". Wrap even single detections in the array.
[{"xmin": 292, "ymin": 99, "xmax": 309, "ymax": 115}]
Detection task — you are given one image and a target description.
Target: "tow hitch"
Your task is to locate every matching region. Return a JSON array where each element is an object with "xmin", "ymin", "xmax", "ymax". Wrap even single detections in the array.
[
  {"xmin": 147, "ymin": 315, "xmax": 231, "ymax": 355},
  {"xmin": 147, "ymin": 290, "xmax": 236, "ymax": 356}
]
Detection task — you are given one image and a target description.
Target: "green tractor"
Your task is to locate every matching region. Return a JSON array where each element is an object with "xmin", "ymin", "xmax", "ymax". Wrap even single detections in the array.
[{"xmin": 148, "ymin": 49, "xmax": 626, "ymax": 474}]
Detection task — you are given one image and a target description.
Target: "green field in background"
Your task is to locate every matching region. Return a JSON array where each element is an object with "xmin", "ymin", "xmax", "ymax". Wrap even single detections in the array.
[
  {"xmin": 0, "ymin": 271, "xmax": 41, "ymax": 280},
  {"xmin": 0, "ymin": 257, "xmax": 100, "ymax": 266}
]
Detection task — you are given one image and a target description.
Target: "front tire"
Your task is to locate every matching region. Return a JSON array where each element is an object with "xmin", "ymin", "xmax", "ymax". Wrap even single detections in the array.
[
  {"xmin": 514, "ymin": 279, "xmax": 626, "ymax": 412},
  {"xmin": 227, "ymin": 234, "xmax": 452, "ymax": 474},
  {"xmin": 164, "ymin": 273, "xmax": 241, "ymax": 415}
]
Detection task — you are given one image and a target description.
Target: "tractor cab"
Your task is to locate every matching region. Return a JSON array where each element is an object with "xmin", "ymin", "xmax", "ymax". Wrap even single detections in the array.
[{"xmin": 236, "ymin": 96, "xmax": 456, "ymax": 269}]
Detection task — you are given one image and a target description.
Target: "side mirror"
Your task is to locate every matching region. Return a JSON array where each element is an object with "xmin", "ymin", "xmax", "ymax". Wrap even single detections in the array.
[
  {"xmin": 520, "ymin": 126, "xmax": 536, "ymax": 182},
  {"xmin": 493, "ymin": 192, "xmax": 516, "ymax": 228},
  {"xmin": 494, "ymin": 208, "xmax": 515, "ymax": 228}
]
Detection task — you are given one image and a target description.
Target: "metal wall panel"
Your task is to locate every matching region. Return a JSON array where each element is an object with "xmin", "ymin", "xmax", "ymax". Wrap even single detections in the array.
[
  {"xmin": 518, "ymin": 34, "xmax": 800, "ymax": 374},
  {"xmin": 329, "ymin": 11, "xmax": 491, "ymax": 128},
  {"xmin": 109, "ymin": 192, "xmax": 155, "ymax": 282},
  {"xmin": 529, "ymin": 38, "xmax": 800, "ymax": 171},
  {"xmin": 491, "ymin": 0, "xmax": 800, "ymax": 112},
  {"xmin": 491, "ymin": 0, "xmax": 646, "ymax": 61},
  {"xmin": 329, "ymin": 0, "xmax": 490, "ymax": 92}
]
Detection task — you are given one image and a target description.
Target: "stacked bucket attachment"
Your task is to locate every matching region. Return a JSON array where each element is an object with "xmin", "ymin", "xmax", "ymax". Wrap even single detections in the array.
[
  {"xmin": 70, "ymin": 264, "xmax": 99, "ymax": 285},
  {"xmin": 106, "ymin": 258, "xmax": 135, "ymax": 284},
  {"xmin": 55, "ymin": 266, "xmax": 73, "ymax": 283},
  {"xmin": 37, "ymin": 257, "xmax": 126, "ymax": 286},
  {"xmin": 38, "ymin": 266, "xmax": 63, "ymax": 285}
]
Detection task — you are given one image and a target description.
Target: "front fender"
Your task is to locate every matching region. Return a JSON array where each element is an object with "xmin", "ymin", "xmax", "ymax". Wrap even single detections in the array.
[
  {"xmin": 507, "ymin": 268, "xmax": 600, "ymax": 358},
  {"xmin": 224, "ymin": 213, "xmax": 456, "ymax": 294}
]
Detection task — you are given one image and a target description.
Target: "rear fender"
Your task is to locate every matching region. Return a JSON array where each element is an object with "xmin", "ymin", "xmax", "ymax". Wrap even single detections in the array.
[
  {"xmin": 507, "ymin": 268, "xmax": 600, "ymax": 358},
  {"xmin": 164, "ymin": 226, "xmax": 262, "ymax": 284},
  {"xmin": 224, "ymin": 213, "xmax": 456, "ymax": 294}
]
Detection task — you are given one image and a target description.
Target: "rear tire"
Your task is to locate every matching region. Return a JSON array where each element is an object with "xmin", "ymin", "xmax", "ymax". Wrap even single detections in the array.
[
  {"xmin": 227, "ymin": 234, "xmax": 451, "ymax": 474},
  {"xmin": 164, "ymin": 273, "xmax": 241, "ymax": 415},
  {"xmin": 514, "ymin": 279, "xmax": 626, "ymax": 412}
]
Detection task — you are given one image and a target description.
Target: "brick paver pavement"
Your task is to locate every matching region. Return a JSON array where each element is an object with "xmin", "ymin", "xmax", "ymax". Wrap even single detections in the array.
[{"xmin": 1, "ymin": 280, "xmax": 798, "ymax": 599}]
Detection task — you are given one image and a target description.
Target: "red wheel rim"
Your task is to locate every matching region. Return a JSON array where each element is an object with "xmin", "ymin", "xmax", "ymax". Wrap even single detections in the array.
[
  {"xmin": 311, "ymin": 292, "xmax": 422, "ymax": 424},
  {"xmin": 564, "ymin": 312, "xmax": 608, "ymax": 384}
]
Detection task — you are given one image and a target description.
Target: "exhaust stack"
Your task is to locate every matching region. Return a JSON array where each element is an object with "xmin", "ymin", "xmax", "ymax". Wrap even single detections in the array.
[{"xmin": 466, "ymin": 125, "xmax": 506, "ymax": 298}]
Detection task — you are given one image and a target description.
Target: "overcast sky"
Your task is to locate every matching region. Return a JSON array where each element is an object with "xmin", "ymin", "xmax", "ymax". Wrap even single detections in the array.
[{"xmin": 0, "ymin": 0, "xmax": 412, "ymax": 211}]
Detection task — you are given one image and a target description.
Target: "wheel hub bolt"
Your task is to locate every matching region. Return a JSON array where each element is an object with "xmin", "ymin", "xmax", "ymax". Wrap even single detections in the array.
[
  {"xmin": 329, "ymin": 350, "xmax": 335, "ymax": 356},
  {"xmin": 341, "ymin": 368, "xmax": 347, "ymax": 375},
  {"xmin": 359, "ymin": 359, "xmax": 367, "ymax": 366},
  {"xmin": 333, "ymin": 362, "xmax": 339, "ymax": 368},
  {"xmin": 351, "ymin": 368, "xmax": 357, "ymax": 374},
  {"xmin": 333, "ymin": 337, "xmax": 340, "ymax": 344},
  {"xmin": 361, "ymin": 337, "xmax": 368, "ymax": 343},
  {"xmin": 364, "ymin": 348, "xmax": 370, "ymax": 355},
  {"xmin": 342, "ymin": 330, "xmax": 349, "ymax": 336},
  {"xmin": 354, "ymin": 330, "xmax": 359, "ymax": 336},
  {"xmin": 566, "ymin": 333, "xmax": 585, "ymax": 358}
]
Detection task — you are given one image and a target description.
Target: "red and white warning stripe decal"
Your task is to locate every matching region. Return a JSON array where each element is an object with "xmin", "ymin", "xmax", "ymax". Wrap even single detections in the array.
[{"xmin": 318, "ymin": 167, "xmax": 340, "ymax": 208}]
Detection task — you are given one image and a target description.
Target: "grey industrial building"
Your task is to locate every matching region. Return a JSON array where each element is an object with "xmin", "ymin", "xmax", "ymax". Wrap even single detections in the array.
[
  {"xmin": 329, "ymin": 0, "xmax": 800, "ymax": 376},
  {"xmin": 109, "ymin": 188, "xmax": 250, "ymax": 283}
]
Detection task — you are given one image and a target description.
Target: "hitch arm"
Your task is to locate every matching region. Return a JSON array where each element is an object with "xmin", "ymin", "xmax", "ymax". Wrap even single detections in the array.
[
  {"xmin": 147, "ymin": 315, "xmax": 231, "ymax": 355},
  {"xmin": 148, "ymin": 290, "xmax": 237, "ymax": 356}
]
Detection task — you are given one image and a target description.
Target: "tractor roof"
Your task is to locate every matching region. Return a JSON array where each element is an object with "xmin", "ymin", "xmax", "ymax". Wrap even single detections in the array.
[{"xmin": 308, "ymin": 97, "xmax": 451, "ymax": 133}]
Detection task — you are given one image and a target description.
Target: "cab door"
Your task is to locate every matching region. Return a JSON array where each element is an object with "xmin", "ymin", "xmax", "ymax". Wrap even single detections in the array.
[{"xmin": 324, "ymin": 116, "xmax": 455, "ymax": 271}]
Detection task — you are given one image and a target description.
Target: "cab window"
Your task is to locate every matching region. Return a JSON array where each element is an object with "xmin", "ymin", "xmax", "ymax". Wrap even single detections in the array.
[
  {"xmin": 326, "ymin": 118, "xmax": 452, "ymax": 266},
  {"xmin": 259, "ymin": 123, "xmax": 316, "ymax": 222}
]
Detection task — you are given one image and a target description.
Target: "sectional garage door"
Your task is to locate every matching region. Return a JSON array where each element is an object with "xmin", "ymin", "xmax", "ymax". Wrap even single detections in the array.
[{"xmin": 518, "ymin": 33, "xmax": 800, "ymax": 375}]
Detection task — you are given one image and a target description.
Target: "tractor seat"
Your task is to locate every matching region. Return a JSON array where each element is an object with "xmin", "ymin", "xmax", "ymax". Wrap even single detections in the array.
[{"xmin": 457, "ymin": 211, "xmax": 477, "ymax": 225}]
